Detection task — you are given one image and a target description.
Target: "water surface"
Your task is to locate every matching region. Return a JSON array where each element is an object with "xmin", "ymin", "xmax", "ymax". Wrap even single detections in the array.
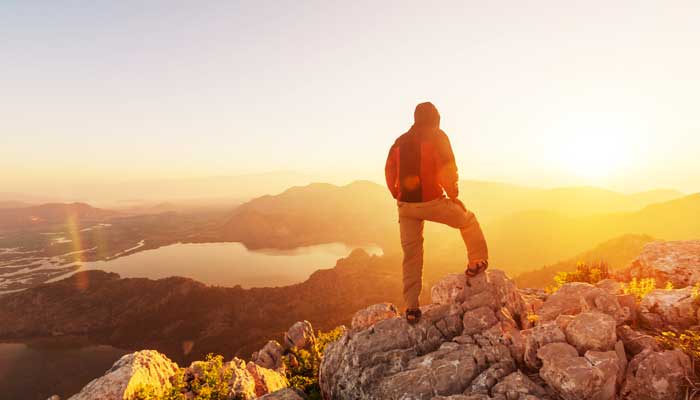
[{"xmin": 74, "ymin": 241, "xmax": 382, "ymax": 288}]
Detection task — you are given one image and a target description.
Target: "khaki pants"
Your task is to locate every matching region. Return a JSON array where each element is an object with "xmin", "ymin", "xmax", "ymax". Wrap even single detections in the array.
[{"xmin": 398, "ymin": 196, "xmax": 488, "ymax": 309}]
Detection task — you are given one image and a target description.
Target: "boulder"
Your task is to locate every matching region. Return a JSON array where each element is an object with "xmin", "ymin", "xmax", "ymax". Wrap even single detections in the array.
[
  {"xmin": 463, "ymin": 306, "xmax": 498, "ymax": 335},
  {"xmin": 432, "ymin": 273, "xmax": 467, "ymax": 304},
  {"xmin": 68, "ymin": 350, "xmax": 178, "ymax": 400},
  {"xmin": 616, "ymin": 325, "xmax": 661, "ymax": 355},
  {"xmin": 625, "ymin": 240, "xmax": 700, "ymax": 287},
  {"xmin": 596, "ymin": 279, "xmax": 624, "ymax": 295},
  {"xmin": 537, "ymin": 342, "xmax": 617, "ymax": 400},
  {"xmin": 521, "ymin": 322, "xmax": 566, "ymax": 370},
  {"xmin": 246, "ymin": 362, "xmax": 289, "ymax": 398},
  {"xmin": 320, "ymin": 272, "xmax": 530, "ymax": 400},
  {"xmin": 252, "ymin": 340, "xmax": 285, "ymax": 371},
  {"xmin": 564, "ymin": 312, "xmax": 617, "ymax": 354},
  {"xmin": 351, "ymin": 302, "xmax": 399, "ymax": 332},
  {"xmin": 639, "ymin": 287, "xmax": 697, "ymax": 330},
  {"xmin": 284, "ymin": 320, "xmax": 315, "ymax": 350},
  {"xmin": 490, "ymin": 371, "xmax": 549, "ymax": 399},
  {"xmin": 620, "ymin": 349, "xmax": 691, "ymax": 400},
  {"xmin": 579, "ymin": 287, "xmax": 626, "ymax": 324},
  {"xmin": 258, "ymin": 388, "xmax": 307, "ymax": 399},
  {"xmin": 462, "ymin": 270, "xmax": 529, "ymax": 328},
  {"xmin": 538, "ymin": 283, "xmax": 597, "ymax": 322}
]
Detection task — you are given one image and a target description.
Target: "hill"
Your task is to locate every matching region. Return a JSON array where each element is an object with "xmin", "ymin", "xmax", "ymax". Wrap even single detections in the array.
[
  {"xmin": 514, "ymin": 234, "xmax": 657, "ymax": 288},
  {"xmin": 488, "ymin": 193, "xmax": 700, "ymax": 272},
  {"xmin": 0, "ymin": 249, "xmax": 404, "ymax": 365},
  {"xmin": 0, "ymin": 202, "xmax": 118, "ymax": 231},
  {"xmin": 220, "ymin": 180, "xmax": 691, "ymax": 274}
]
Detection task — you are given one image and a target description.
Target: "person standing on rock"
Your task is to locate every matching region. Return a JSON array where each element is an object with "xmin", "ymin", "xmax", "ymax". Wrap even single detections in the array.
[{"xmin": 385, "ymin": 101, "xmax": 489, "ymax": 323}]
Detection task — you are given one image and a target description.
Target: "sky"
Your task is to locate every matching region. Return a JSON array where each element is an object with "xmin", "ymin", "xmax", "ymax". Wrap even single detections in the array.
[{"xmin": 2, "ymin": 1, "xmax": 700, "ymax": 196}]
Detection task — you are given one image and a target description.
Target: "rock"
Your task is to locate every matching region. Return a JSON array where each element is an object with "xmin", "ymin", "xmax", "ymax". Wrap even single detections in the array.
[
  {"xmin": 351, "ymin": 302, "xmax": 399, "ymax": 332},
  {"xmin": 615, "ymin": 294, "xmax": 637, "ymax": 324},
  {"xmin": 463, "ymin": 306, "xmax": 498, "ymax": 335},
  {"xmin": 564, "ymin": 312, "xmax": 617, "ymax": 354},
  {"xmin": 537, "ymin": 342, "xmax": 616, "ymax": 400},
  {"xmin": 68, "ymin": 350, "xmax": 178, "ymax": 400},
  {"xmin": 258, "ymin": 388, "xmax": 307, "ymax": 399},
  {"xmin": 538, "ymin": 283, "xmax": 597, "ymax": 322},
  {"xmin": 521, "ymin": 322, "xmax": 566, "ymax": 370},
  {"xmin": 462, "ymin": 270, "xmax": 529, "ymax": 328},
  {"xmin": 579, "ymin": 287, "xmax": 626, "ymax": 324},
  {"xmin": 616, "ymin": 325, "xmax": 661, "ymax": 355},
  {"xmin": 432, "ymin": 273, "xmax": 467, "ymax": 304},
  {"xmin": 596, "ymin": 279, "xmax": 624, "ymax": 295},
  {"xmin": 246, "ymin": 362, "xmax": 289, "ymax": 398},
  {"xmin": 583, "ymin": 350, "xmax": 621, "ymax": 399},
  {"xmin": 319, "ymin": 272, "xmax": 528, "ymax": 400},
  {"xmin": 284, "ymin": 320, "xmax": 315, "ymax": 350},
  {"xmin": 252, "ymin": 340, "xmax": 285, "ymax": 371},
  {"xmin": 625, "ymin": 240, "xmax": 700, "ymax": 288},
  {"xmin": 181, "ymin": 357, "xmax": 288, "ymax": 399},
  {"xmin": 491, "ymin": 371, "xmax": 548, "ymax": 399},
  {"xmin": 639, "ymin": 287, "xmax": 697, "ymax": 330},
  {"xmin": 620, "ymin": 349, "xmax": 691, "ymax": 400}
]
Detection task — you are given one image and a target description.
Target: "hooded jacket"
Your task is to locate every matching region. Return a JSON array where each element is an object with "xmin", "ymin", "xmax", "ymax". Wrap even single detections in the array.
[{"xmin": 385, "ymin": 102, "xmax": 459, "ymax": 202}]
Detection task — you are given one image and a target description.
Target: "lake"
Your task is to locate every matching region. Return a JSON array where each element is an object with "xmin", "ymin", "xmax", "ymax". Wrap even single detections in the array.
[
  {"xmin": 71, "ymin": 241, "xmax": 383, "ymax": 288},
  {"xmin": 0, "ymin": 241, "xmax": 384, "ymax": 399},
  {"xmin": 0, "ymin": 339, "xmax": 130, "ymax": 400}
]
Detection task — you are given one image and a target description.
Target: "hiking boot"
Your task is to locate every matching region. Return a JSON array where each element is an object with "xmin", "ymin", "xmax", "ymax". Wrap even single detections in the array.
[
  {"xmin": 405, "ymin": 308, "xmax": 422, "ymax": 325},
  {"xmin": 465, "ymin": 260, "xmax": 488, "ymax": 277}
]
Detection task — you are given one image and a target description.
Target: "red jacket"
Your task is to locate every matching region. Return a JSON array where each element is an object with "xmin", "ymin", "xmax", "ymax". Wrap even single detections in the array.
[{"xmin": 385, "ymin": 102, "xmax": 459, "ymax": 202}]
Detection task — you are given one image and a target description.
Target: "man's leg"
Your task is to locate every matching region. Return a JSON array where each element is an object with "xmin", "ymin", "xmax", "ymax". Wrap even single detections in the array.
[
  {"xmin": 399, "ymin": 214, "xmax": 425, "ymax": 309},
  {"xmin": 421, "ymin": 198, "xmax": 489, "ymax": 264}
]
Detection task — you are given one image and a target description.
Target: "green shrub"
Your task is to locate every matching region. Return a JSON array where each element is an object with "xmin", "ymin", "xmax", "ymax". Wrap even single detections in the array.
[
  {"xmin": 134, "ymin": 354, "xmax": 241, "ymax": 400},
  {"xmin": 547, "ymin": 261, "xmax": 611, "ymax": 293},
  {"xmin": 284, "ymin": 326, "xmax": 345, "ymax": 400}
]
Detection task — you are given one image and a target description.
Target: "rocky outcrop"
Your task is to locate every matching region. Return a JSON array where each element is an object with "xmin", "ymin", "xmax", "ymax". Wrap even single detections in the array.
[
  {"xmin": 639, "ymin": 287, "xmax": 698, "ymax": 330},
  {"xmin": 623, "ymin": 240, "xmax": 700, "ymax": 287},
  {"xmin": 68, "ymin": 350, "xmax": 179, "ymax": 400},
  {"xmin": 350, "ymin": 302, "xmax": 399, "ymax": 332},
  {"xmin": 258, "ymin": 388, "xmax": 307, "ymax": 399},
  {"xmin": 284, "ymin": 320, "xmax": 316, "ymax": 350},
  {"xmin": 320, "ymin": 268, "xmax": 694, "ymax": 400},
  {"xmin": 620, "ymin": 349, "xmax": 691, "ymax": 400},
  {"xmin": 319, "ymin": 270, "xmax": 540, "ymax": 400},
  {"xmin": 252, "ymin": 340, "xmax": 286, "ymax": 372}
]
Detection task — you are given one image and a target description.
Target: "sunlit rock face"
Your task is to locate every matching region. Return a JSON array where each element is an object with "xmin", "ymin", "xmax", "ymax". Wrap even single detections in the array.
[
  {"xmin": 68, "ymin": 350, "xmax": 179, "ymax": 400},
  {"xmin": 319, "ymin": 268, "xmax": 693, "ymax": 400},
  {"xmin": 623, "ymin": 240, "xmax": 700, "ymax": 287}
]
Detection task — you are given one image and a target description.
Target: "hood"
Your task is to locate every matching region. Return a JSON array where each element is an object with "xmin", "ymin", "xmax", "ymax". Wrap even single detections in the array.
[{"xmin": 413, "ymin": 102, "xmax": 440, "ymax": 129}]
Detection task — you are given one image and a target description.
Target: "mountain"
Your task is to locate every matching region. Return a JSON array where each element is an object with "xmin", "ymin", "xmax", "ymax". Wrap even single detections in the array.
[
  {"xmin": 514, "ymin": 234, "xmax": 657, "ymax": 288},
  {"xmin": 0, "ymin": 202, "xmax": 118, "ymax": 231},
  {"xmin": 488, "ymin": 193, "xmax": 700, "ymax": 272},
  {"xmin": 220, "ymin": 180, "xmax": 690, "ymax": 274},
  {"xmin": 221, "ymin": 181, "xmax": 397, "ymax": 249}
]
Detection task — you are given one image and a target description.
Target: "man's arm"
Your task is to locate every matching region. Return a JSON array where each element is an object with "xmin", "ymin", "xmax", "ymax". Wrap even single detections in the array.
[
  {"xmin": 384, "ymin": 145, "xmax": 399, "ymax": 199},
  {"xmin": 435, "ymin": 130, "xmax": 459, "ymax": 199}
]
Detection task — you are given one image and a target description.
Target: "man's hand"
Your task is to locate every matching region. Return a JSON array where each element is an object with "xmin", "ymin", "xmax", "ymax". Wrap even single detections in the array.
[{"xmin": 451, "ymin": 198, "xmax": 467, "ymax": 212}]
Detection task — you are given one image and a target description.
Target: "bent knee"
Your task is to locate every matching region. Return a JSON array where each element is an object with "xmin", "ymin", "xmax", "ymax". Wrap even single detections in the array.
[{"xmin": 455, "ymin": 209, "xmax": 476, "ymax": 229}]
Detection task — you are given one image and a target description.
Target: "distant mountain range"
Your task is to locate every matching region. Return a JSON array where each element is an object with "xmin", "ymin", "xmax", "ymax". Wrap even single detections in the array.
[
  {"xmin": 514, "ymin": 234, "xmax": 657, "ymax": 288},
  {"xmin": 0, "ymin": 202, "xmax": 118, "ymax": 231},
  {"xmin": 220, "ymin": 180, "xmax": 696, "ymax": 274}
]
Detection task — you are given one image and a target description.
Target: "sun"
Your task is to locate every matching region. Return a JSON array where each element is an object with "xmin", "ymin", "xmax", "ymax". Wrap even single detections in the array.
[{"xmin": 544, "ymin": 112, "xmax": 639, "ymax": 181}]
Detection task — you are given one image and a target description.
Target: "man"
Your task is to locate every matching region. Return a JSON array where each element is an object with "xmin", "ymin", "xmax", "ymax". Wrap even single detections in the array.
[{"xmin": 385, "ymin": 102, "xmax": 489, "ymax": 323}]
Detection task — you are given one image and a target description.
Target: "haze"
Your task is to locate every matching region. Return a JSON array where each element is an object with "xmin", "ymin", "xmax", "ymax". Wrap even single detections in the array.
[{"xmin": 3, "ymin": 1, "xmax": 700, "ymax": 199}]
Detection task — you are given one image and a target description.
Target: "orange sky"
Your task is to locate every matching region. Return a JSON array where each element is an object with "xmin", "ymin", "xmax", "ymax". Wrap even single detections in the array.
[{"xmin": 2, "ymin": 1, "xmax": 699, "ymax": 195}]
